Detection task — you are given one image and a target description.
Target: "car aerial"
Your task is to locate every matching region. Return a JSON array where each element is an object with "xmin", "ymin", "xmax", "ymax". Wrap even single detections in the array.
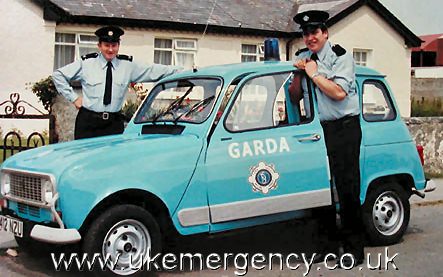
[{"xmin": 0, "ymin": 49, "xmax": 433, "ymax": 276}]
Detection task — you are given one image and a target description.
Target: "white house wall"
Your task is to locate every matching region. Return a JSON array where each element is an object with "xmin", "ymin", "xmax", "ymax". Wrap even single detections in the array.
[
  {"xmin": 55, "ymin": 25, "xmax": 284, "ymax": 67},
  {"xmin": 0, "ymin": 0, "xmax": 55, "ymax": 112},
  {"xmin": 55, "ymin": 25, "xmax": 287, "ymax": 93},
  {"xmin": 1, "ymin": 2, "xmax": 412, "ymax": 118},
  {"xmin": 293, "ymin": 6, "xmax": 412, "ymax": 117}
]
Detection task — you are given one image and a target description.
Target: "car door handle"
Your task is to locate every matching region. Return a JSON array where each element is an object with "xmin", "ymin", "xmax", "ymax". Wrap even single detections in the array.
[{"xmin": 296, "ymin": 134, "xmax": 321, "ymax": 142}]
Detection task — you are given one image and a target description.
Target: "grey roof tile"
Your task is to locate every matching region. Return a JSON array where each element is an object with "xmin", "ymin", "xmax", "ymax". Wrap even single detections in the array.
[{"xmin": 44, "ymin": 0, "xmax": 420, "ymax": 46}]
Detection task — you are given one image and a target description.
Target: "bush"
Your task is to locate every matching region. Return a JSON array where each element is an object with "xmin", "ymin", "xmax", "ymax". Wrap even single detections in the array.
[
  {"xmin": 31, "ymin": 76, "xmax": 57, "ymax": 112},
  {"xmin": 121, "ymin": 99, "xmax": 140, "ymax": 121}
]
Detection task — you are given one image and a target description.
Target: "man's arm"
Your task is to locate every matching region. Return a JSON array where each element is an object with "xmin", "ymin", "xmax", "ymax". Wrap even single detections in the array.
[
  {"xmin": 304, "ymin": 60, "xmax": 347, "ymax": 101},
  {"xmin": 52, "ymin": 60, "xmax": 83, "ymax": 108},
  {"xmin": 130, "ymin": 63, "xmax": 182, "ymax": 83},
  {"xmin": 288, "ymin": 73, "xmax": 303, "ymax": 103}
]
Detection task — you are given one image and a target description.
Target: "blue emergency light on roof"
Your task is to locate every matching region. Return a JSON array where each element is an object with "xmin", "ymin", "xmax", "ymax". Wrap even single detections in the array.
[{"xmin": 264, "ymin": 38, "xmax": 280, "ymax": 61}]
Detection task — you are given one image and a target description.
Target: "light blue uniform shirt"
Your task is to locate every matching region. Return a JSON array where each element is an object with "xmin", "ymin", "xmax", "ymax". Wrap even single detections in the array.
[
  {"xmin": 52, "ymin": 53, "xmax": 181, "ymax": 113},
  {"xmin": 295, "ymin": 41, "xmax": 360, "ymax": 121}
]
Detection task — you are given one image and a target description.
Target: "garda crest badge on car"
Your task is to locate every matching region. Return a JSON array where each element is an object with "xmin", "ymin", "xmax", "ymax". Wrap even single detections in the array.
[{"xmin": 248, "ymin": 162, "xmax": 280, "ymax": 194}]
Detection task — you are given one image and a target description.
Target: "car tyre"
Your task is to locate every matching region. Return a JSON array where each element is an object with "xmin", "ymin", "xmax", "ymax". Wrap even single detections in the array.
[
  {"xmin": 362, "ymin": 182, "xmax": 410, "ymax": 246},
  {"xmin": 83, "ymin": 204, "xmax": 162, "ymax": 276}
]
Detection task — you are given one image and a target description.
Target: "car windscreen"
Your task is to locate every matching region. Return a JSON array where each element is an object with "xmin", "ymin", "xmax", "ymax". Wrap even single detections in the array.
[{"xmin": 134, "ymin": 78, "xmax": 222, "ymax": 124}]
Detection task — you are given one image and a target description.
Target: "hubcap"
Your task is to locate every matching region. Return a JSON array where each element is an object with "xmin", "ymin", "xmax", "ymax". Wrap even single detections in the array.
[
  {"xmin": 102, "ymin": 219, "xmax": 151, "ymax": 275},
  {"xmin": 372, "ymin": 191, "xmax": 404, "ymax": 236}
]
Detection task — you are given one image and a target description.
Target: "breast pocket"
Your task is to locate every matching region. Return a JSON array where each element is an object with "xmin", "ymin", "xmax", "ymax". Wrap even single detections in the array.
[
  {"xmin": 83, "ymin": 76, "xmax": 104, "ymax": 98},
  {"xmin": 112, "ymin": 78, "xmax": 128, "ymax": 101}
]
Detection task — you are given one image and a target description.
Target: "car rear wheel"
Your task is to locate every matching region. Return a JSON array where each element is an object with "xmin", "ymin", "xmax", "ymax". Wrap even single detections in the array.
[
  {"xmin": 83, "ymin": 204, "xmax": 161, "ymax": 276},
  {"xmin": 362, "ymin": 182, "xmax": 410, "ymax": 246}
]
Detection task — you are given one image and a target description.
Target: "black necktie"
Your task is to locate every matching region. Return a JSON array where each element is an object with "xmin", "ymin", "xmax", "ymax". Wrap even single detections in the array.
[
  {"xmin": 103, "ymin": 61, "xmax": 112, "ymax": 105},
  {"xmin": 310, "ymin": 53, "xmax": 318, "ymax": 61}
]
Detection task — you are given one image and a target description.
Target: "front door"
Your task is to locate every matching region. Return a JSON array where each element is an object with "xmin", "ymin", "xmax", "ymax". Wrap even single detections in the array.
[{"xmin": 205, "ymin": 71, "xmax": 331, "ymax": 230}]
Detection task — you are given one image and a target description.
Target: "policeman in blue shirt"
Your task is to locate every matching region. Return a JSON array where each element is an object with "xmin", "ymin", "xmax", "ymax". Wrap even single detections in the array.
[
  {"xmin": 290, "ymin": 10, "xmax": 364, "ymax": 266},
  {"xmin": 53, "ymin": 26, "xmax": 181, "ymax": 139}
]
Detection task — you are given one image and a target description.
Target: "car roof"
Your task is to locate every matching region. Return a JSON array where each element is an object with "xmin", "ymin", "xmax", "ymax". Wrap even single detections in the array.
[{"xmin": 164, "ymin": 61, "xmax": 384, "ymax": 81}]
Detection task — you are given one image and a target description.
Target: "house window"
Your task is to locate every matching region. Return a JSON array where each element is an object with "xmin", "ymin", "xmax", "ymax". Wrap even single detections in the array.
[
  {"xmin": 241, "ymin": 44, "xmax": 264, "ymax": 62},
  {"xmin": 353, "ymin": 49, "xmax": 371, "ymax": 66},
  {"xmin": 154, "ymin": 38, "xmax": 197, "ymax": 69},
  {"xmin": 54, "ymin": 33, "xmax": 97, "ymax": 69}
]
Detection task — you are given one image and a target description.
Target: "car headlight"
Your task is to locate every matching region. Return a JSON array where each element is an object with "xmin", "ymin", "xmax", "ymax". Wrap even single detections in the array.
[
  {"xmin": 1, "ymin": 173, "xmax": 11, "ymax": 195},
  {"xmin": 43, "ymin": 179, "xmax": 54, "ymax": 203}
]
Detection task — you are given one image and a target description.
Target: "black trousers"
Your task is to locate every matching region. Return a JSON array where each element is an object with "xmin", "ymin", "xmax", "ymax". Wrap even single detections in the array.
[
  {"xmin": 74, "ymin": 107, "xmax": 124, "ymax": 140},
  {"xmin": 321, "ymin": 115, "xmax": 364, "ymax": 260}
]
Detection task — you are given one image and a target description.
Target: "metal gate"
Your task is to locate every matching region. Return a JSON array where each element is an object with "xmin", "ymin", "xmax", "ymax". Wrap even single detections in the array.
[{"xmin": 1, "ymin": 93, "xmax": 58, "ymax": 162}]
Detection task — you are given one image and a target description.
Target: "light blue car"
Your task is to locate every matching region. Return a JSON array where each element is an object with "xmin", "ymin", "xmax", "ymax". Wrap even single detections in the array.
[{"xmin": 0, "ymin": 60, "xmax": 431, "ymax": 276}]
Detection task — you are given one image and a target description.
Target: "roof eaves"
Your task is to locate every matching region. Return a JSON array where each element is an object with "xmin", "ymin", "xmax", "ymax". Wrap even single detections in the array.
[
  {"xmin": 327, "ymin": 0, "xmax": 422, "ymax": 47},
  {"xmin": 367, "ymin": 0, "xmax": 422, "ymax": 47},
  {"xmin": 31, "ymin": 0, "xmax": 72, "ymax": 22},
  {"xmin": 56, "ymin": 15, "xmax": 293, "ymax": 38}
]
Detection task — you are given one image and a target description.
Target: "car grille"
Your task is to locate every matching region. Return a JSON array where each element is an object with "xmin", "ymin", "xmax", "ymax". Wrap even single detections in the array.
[
  {"xmin": 10, "ymin": 173, "xmax": 43, "ymax": 203},
  {"xmin": 17, "ymin": 202, "xmax": 41, "ymax": 217}
]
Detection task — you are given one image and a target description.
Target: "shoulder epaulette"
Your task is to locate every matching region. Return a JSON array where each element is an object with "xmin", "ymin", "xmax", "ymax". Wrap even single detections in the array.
[
  {"xmin": 332, "ymin": 44, "xmax": 346, "ymax": 56},
  {"xmin": 117, "ymin": 54, "xmax": 133, "ymax": 62},
  {"xmin": 295, "ymin": 47, "xmax": 309, "ymax": 56},
  {"xmin": 81, "ymin": 52, "xmax": 98, "ymax": 60}
]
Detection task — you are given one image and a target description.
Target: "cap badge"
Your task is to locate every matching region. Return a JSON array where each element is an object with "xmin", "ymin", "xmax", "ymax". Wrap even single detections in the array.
[
  {"xmin": 303, "ymin": 15, "xmax": 310, "ymax": 22},
  {"xmin": 108, "ymin": 31, "xmax": 113, "ymax": 36}
]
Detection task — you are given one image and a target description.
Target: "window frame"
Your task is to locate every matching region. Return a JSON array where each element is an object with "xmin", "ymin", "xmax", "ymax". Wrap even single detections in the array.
[
  {"xmin": 241, "ymin": 43, "xmax": 265, "ymax": 62},
  {"xmin": 54, "ymin": 32, "xmax": 98, "ymax": 69},
  {"xmin": 223, "ymin": 70, "xmax": 315, "ymax": 133},
  {"xmin": 361, "ymin": 79, "xmax": 397, "ymax": 123},
  {"xmin": 154, "ymin": 38, "xmax": 198, "ymax": 68},
  {"xmin": 353, "ymin": 48, "xmax": 372, "ymax": 67}
]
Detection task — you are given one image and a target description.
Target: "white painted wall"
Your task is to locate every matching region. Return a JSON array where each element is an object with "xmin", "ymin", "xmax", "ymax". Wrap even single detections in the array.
[
  {"xmin": 0, "ymin": 0, "xmax": 55, "ymax": 113},
  {"xmin": 55, "ymin": 25, "xmax": 284, "ymax": 67},
  {"xmin": 292, "ymin": 6, "xmax": 412, "ymax": 116},
  {"xmin": 413, "ymin": 67, "xmax": 443, "ymax": 78},
  {"xmin": 1, "ymin": 1, "xmax": 413, "ymax": 123}
]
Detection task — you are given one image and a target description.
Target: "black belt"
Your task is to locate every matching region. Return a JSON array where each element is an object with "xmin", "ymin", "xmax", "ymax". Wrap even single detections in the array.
[
  {"xmin": 321, "ymin": 115, "xmax": 360, "ymax": 129},
  {"xmin": 79, "ymin": 107, "xmax": 121, "ymax": 121}
]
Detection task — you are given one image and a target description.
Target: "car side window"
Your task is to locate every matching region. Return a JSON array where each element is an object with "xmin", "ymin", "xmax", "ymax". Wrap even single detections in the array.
[
  {"xmin": 362, "ymin": 80, "xmax": 396, "ymax": 122},
  {"xmin": 225, "ymin": 72, "xmax": 308, "ymax": 132}
]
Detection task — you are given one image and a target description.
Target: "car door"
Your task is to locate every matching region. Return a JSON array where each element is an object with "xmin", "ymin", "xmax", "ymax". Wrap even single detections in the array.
[{"xmin": 205, "ymin": 70, "xmax": 332, "ymax": 230}]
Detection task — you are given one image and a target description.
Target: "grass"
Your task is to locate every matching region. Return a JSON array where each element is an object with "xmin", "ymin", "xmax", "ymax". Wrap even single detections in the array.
[{"xmin": 411, "ymin": 97, "xmax": 443, "ymax": 117}]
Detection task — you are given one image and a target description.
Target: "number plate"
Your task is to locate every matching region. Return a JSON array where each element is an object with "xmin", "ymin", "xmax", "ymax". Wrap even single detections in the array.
[{"xmin": 0, "ymin": 215, "xmax": 23, "ymax": 238}]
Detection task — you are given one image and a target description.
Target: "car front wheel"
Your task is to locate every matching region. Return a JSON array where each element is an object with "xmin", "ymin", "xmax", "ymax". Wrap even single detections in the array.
[
  {"xmin": 83, "ymin": 204, "xmax": 161, "ymax": 276},
  {"xmin": 362, "ymin": 182, "xmax": 410, "ymax": 246}
]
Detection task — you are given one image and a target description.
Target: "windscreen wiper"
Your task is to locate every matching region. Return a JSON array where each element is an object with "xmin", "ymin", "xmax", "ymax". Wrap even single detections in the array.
[
  {"xmin": 152, "ymin": 86, "xmax": 194, "ymax": 123},
  {"xmin": 173, "ymin": 95, "xmax": 215, "ymax": 124}
]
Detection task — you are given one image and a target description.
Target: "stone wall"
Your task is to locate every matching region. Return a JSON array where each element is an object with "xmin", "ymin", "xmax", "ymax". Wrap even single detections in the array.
[
  {"xmin": 405, "ymin": 117, "xmax": 443, "ymax": 175},
  {"xmin": 411, "ymin": 78, "xmax": 443, "ymax": 99},
  {"xmin": 52, "ymin": 95, "xmax": 77, "ymax": 142}
]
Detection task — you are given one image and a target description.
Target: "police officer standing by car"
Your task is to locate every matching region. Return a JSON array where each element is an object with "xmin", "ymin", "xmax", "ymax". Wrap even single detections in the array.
[
  {"xmin": 290, "ymin": 10, "xmax": 364, "ymax": 266},
  {"xmin": 53, "ymin": 26, "xmax": 181, "ymax": 139}
]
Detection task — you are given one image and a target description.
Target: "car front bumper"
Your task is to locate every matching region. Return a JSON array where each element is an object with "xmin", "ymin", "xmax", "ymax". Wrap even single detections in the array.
[{"xmin": 1, "ymin": 206, "xmax": 81, "ymax": 244}]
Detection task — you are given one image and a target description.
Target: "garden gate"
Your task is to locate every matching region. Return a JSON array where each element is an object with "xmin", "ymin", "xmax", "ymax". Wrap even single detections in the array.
[{"xmin": 0, "ymin": 93, "xmax": 58, "ymax": 162}]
